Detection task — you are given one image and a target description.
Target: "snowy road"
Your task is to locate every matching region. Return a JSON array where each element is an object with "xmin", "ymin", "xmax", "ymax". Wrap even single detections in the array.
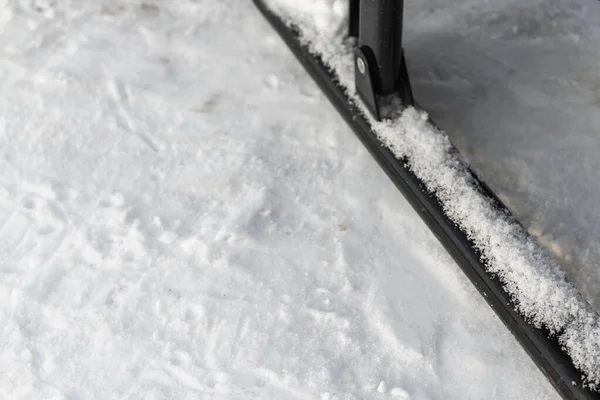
[{"xmin": 0, "ymin": 0, "xmax": 559, "ymax": 399}]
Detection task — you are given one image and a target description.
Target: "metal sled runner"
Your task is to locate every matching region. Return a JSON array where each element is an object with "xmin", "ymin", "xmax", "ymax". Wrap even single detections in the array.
[{"xmin": 252, "ymin": 1, "xmax": 600, "ymax": 399}]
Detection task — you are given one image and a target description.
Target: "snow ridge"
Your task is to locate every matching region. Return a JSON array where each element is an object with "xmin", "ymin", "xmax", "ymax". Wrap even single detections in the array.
[{"xmin": 265, "ymin": 0, "xmax": 600, "ymax": 388}]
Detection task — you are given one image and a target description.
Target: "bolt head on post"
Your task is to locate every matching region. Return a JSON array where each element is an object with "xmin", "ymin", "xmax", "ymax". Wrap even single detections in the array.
[{"xmin": 356, "ymin": 56, "xmax": 366, "ymax": 75}]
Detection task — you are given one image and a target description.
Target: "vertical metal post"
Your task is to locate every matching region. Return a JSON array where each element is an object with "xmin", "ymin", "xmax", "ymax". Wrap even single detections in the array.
[
  {"xmin": 358, "ymin": 0, "xmax": 404, "ymax": 95},
  {"xmin": 351, "ymin": 0, "xmax": 413, "ymax": 119},
  {"xmin": 349, "ymin": 0, "xmax": 360, "ymax": 37}
]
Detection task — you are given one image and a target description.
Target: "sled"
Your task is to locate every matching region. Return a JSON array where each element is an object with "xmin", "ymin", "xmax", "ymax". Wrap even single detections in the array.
[{"xmin": 252, "ymin": 1, "xmax": 600, "ymax": 399}]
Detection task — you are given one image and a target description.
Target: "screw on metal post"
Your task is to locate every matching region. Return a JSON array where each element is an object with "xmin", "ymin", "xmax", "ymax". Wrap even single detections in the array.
[{"xmin": 356, "ymin": 56, "xmax": 366, "ymax": 75}]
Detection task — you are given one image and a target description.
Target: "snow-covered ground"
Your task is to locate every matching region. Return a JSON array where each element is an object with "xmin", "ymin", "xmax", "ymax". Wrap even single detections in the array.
[
  {"xmin": 404, "ymin": 0, "xmax": 600, "ymax": 311},
  {"xmin": 266, "ymin": 0, "xmax": 600, "ymax": 387},
  {"xmin": 0, "ymin": 0, "xmax": 564, "ymax": 399}
]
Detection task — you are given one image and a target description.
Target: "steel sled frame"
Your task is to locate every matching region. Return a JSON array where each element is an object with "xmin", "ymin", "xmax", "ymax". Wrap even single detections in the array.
[{"xmin": 252, "ymin": 1, "xmax": 600, "ymax": 399}]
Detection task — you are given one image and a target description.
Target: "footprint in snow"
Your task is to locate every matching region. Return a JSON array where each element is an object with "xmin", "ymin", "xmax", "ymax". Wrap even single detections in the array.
[{"xmin": 0, "ymin": 185, "xmax": 67, "ymax": 270}]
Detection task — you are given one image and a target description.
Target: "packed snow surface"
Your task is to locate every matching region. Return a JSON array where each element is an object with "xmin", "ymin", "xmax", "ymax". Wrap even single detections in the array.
[
  {"xmin": 265, "ymin": 0, "xmax": 600, "ymax": 388},
  {"xmin": 0, "ymin": 0, "xmax": 565, "ymax": 399}
]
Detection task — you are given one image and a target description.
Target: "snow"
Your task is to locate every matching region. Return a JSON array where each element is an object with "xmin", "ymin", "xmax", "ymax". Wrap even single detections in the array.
[
  {"xmin": 0, "ymin": 0, "xmax": 564, "ymax": 398},
  {"xmin": 265, "ymin": 0, "xmax": 600, "ymax": 388},
  {"xmin": 403, "ymin": 0, "xmax": 600, "ymax": 314}
]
